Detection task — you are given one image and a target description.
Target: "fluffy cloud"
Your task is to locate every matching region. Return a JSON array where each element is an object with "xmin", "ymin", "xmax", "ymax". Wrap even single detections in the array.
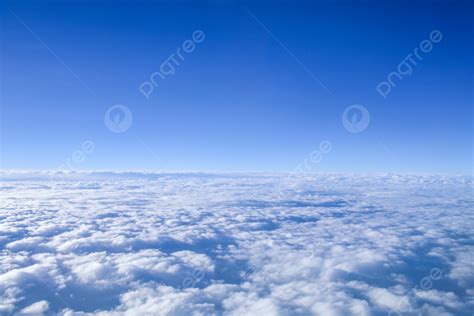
[
  {"xmin": 18, "ymin": 300, "xmax": 49, "ymax": 315},
  {"xmin": 0, "ymin": 171, "xmax": 472, "ymax": 315}
]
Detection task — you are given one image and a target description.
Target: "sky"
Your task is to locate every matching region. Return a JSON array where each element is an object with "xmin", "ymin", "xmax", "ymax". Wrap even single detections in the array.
[{"xmin": 1, "ymin": 0, "xmax": 473, "ymax": 174}]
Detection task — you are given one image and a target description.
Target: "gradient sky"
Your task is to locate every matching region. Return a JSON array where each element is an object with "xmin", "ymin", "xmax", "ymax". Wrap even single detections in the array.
[{"xmin": 1, "ymin": 0, "xmax": 473, "ymax": 173}]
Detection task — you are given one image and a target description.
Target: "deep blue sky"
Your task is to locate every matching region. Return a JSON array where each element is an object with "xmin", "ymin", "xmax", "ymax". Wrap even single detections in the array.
[{"xmin": 1, "ymin": 0, "xmax": 473, "ymax": 173}]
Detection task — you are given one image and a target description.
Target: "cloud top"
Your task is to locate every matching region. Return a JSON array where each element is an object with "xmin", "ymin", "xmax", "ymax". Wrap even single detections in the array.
[{"xmin": 0, "ymin": 172, "xmax": 472, "ymax": 315}]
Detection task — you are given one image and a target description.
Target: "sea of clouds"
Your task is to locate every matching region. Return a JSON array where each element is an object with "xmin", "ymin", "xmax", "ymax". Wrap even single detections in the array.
[{"xmin": 0, "ymin": 171, "xmax": 472, "ymax": 315}]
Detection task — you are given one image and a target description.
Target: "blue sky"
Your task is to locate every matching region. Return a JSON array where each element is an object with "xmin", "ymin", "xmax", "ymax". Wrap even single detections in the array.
[{"xmin": 1, "ymin": 0, "xmax": 472, "ymax": 173}]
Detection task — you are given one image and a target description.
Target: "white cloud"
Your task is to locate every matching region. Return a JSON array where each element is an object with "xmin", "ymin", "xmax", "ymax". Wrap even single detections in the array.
[
  {"xmin": 367, "ymin": 288, "xmax": 409, "ymax": 311},
  {"xmin": 0, "ymin": 172, "xmax": 472, "ymax": 315},
  {"xmin": 415, "ymin": 289, "xmax": 464, "ymax": 310},
  {"xmin": 18, "ymin": 300, "xmax": 49, "ymax": 315}
]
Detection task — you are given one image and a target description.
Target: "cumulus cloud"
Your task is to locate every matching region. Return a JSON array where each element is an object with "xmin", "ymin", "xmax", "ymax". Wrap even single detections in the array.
[
  {"xmin": 0, "ymin": 171, "xmax": 472, "ymax": 315},
  {"xmin": 18, "ymin": 300, "xmax": 49, "ymax": 315}
]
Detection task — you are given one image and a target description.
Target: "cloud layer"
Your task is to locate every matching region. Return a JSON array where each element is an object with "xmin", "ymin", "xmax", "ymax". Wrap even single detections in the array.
[{"xmin": 0, "ymin": 171, "xmax": 473, "ymax": 315}]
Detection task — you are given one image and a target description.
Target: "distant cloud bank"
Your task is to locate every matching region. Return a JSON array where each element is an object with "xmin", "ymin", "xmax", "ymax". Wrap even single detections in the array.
[{"xmin": 0, "ymin": 172, "xmax": 472, "ymax": 315}]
